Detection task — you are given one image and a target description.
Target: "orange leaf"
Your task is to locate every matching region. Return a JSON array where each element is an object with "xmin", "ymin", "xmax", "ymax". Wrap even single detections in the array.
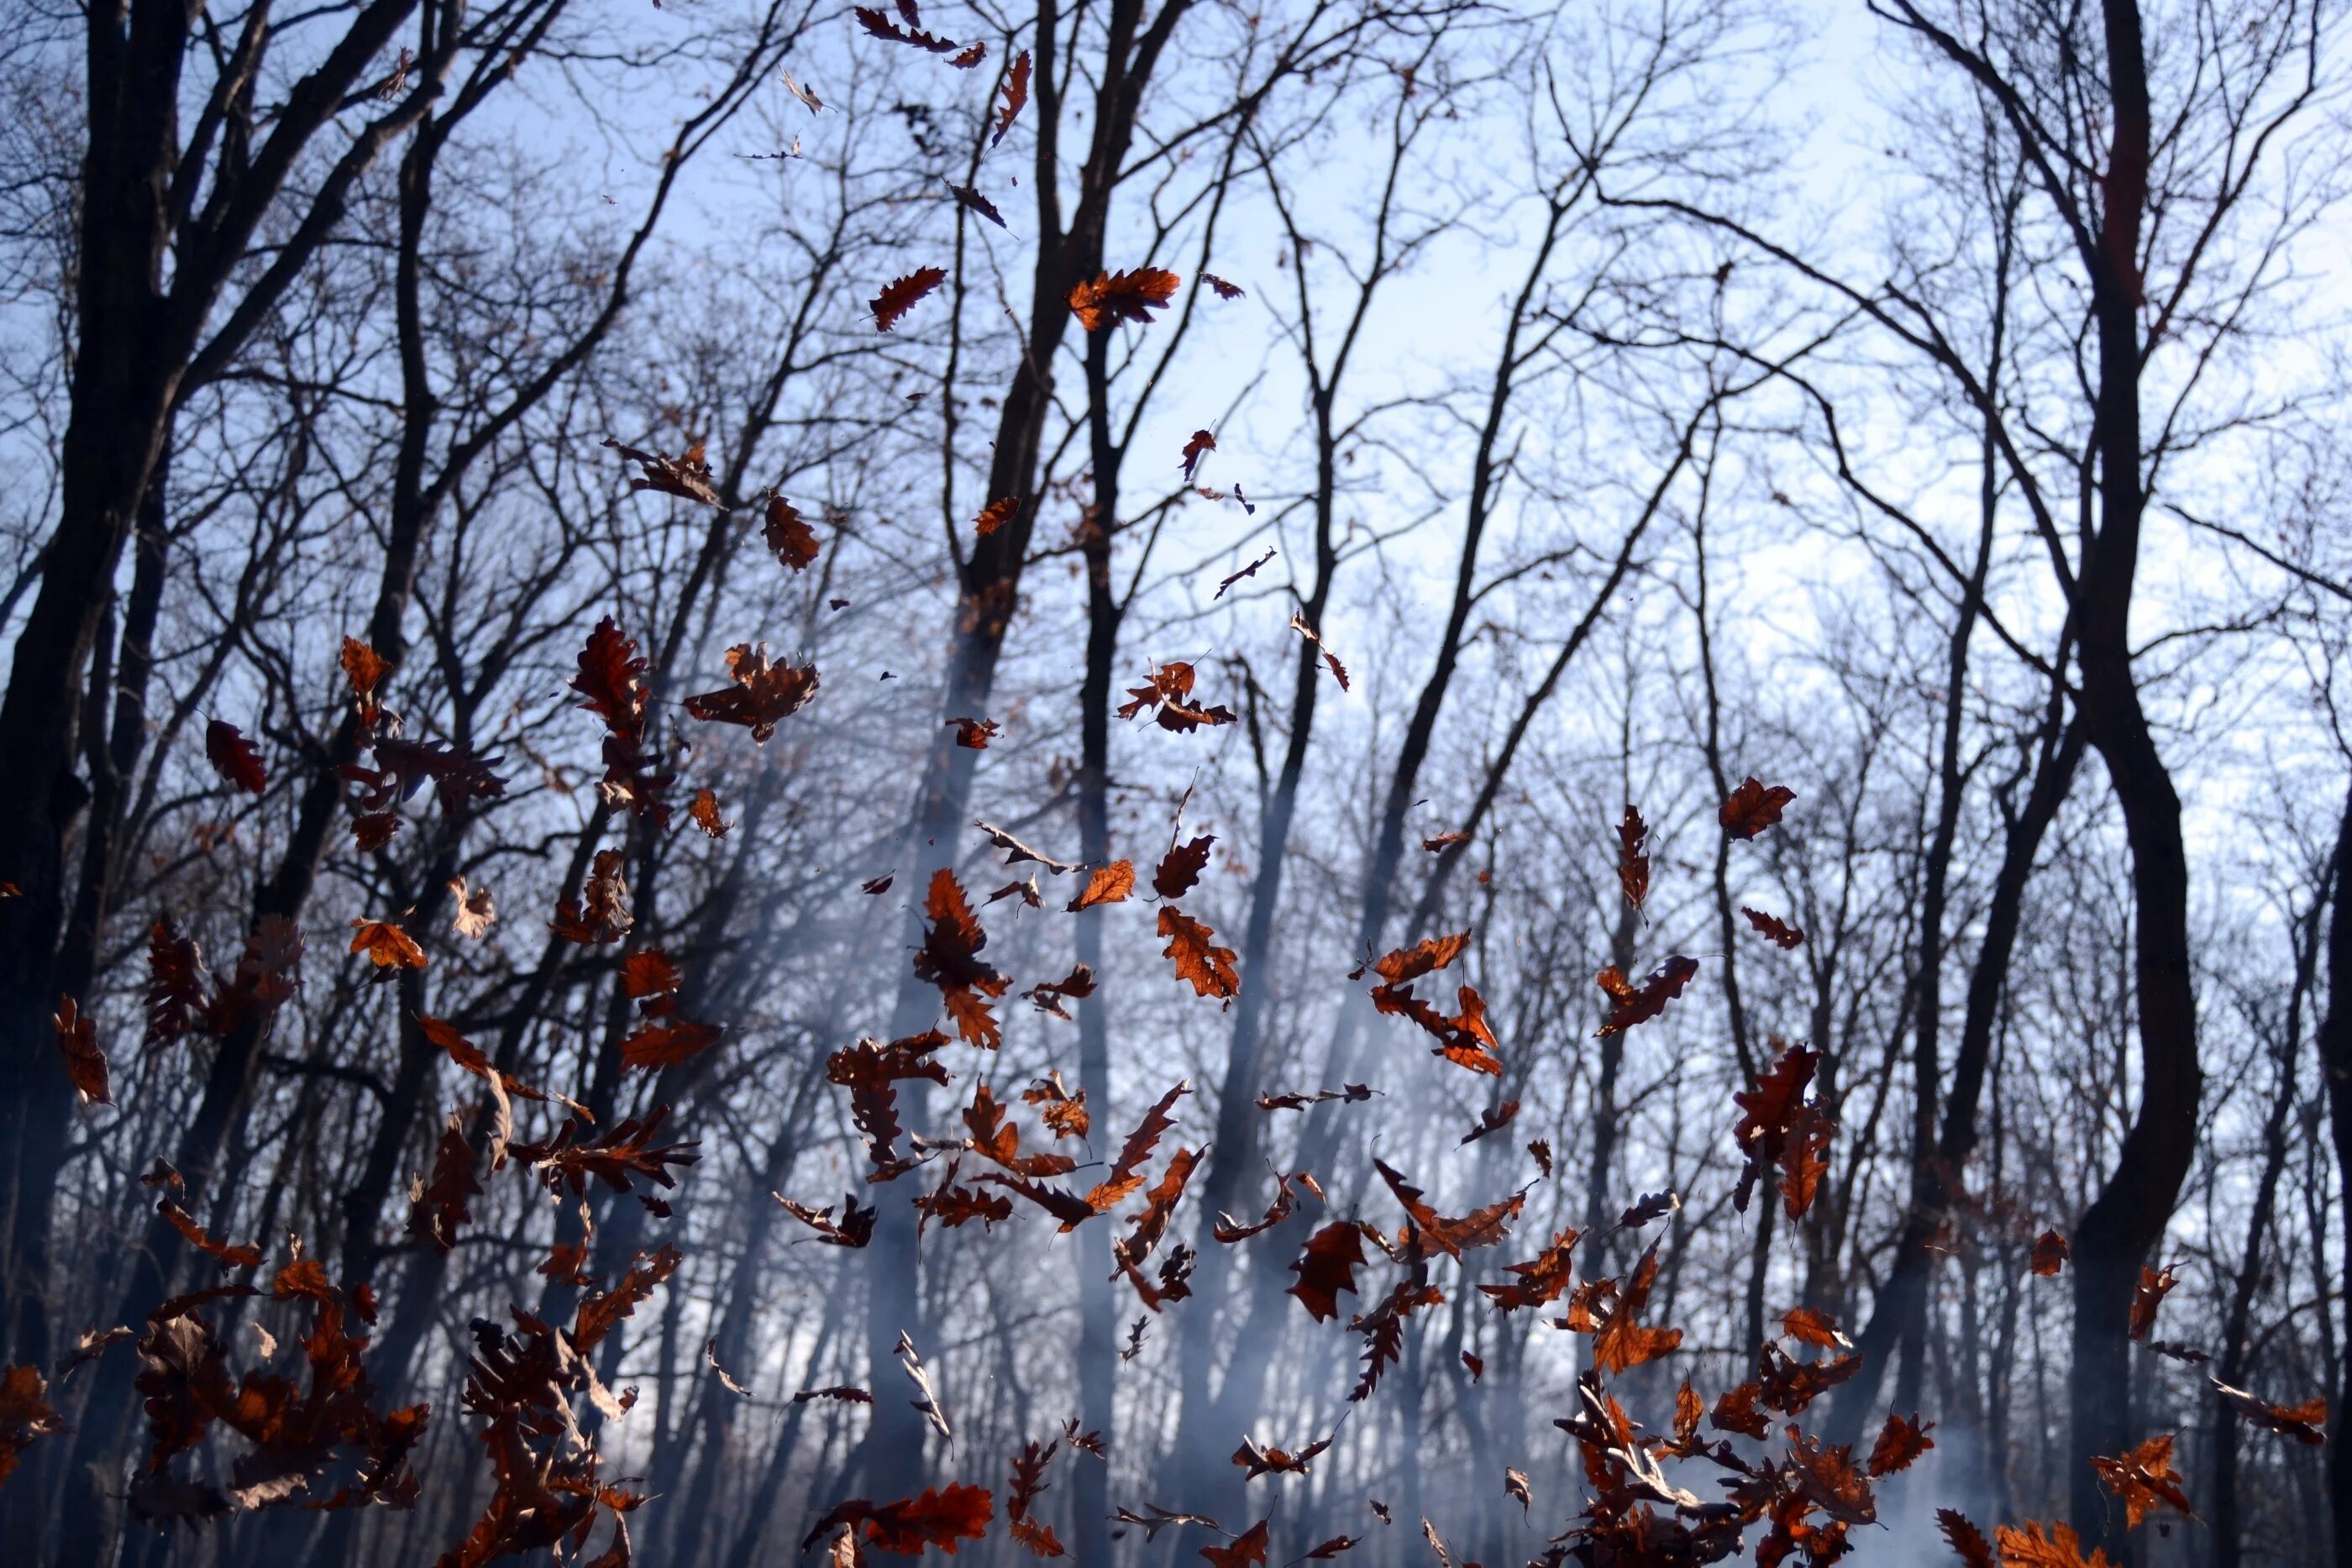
[
  {"xmin": 1067, "ymin": 862, "xmax": 1135, "ymax": 911},
  {"xmin": 1068, "ymin": 267, "xmax": 1180, "ymax": 331}
]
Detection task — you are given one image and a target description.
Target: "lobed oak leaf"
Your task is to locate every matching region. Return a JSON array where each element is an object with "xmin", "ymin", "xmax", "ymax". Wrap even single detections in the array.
[
  {"xmin": 1479, "ymin": 1227, "xmax": 1581, "ymax": 1312},
  {"xmin": 1200, "ymin": 273, "xmax": 1245, "ymax": 300},
  {"xmin": 2129, "ymin": 1264, "xmax": 2180, "ymax": 1341},
  {"xmin": 1069, "ymin": 267, "xmax": 1180, "ymax": 332},
  {"xmin": 1866, "ymin": 1411, "xmax": 1935, "ymax": 1476},
  {"xmin": 764, "ymin": 493, "xmax": 820, "ymax": 571},
  {"xmin": 973, "ymin": 496, "xmax": 1020, "ymax": 538},
  {"xmin": 1588, "ymin": 1240, "xmax": 1683, "ymax": 1376},
  {"xmin": 606, "ymin": 437, "xmax": 719, "ymax": 506},
  {"xmin": 1459, "ymin": 1099, "xmax": 1519, "ymax": 1146},
  {"xmin": 1594, "ymin": 955, "xmax": 1698, "ymax": 1036},
  {"xmin": 0, "ymin": 1364, "xmax": 65, "ymax": 1484},
  {"xmin": 873, "ymin": 266, "xmax": 947, "ymax": 332},
  {"xmin": 993, "ymin": 50, "xmax": 1031, "ymax": 144},
  {"xmin": 1742, "ymin": 906, "xmax": 1806, "ymax": 948},
  {"xmin": 1201, "ymin": 1517, "xmax": 1269, "ymax": 1568},
  {"xmin": 1153, "ymin": 836, "xmax": 1215, "ymax": 899},
  {"xmin": 1214, "ymin": 548, "xmax": 1275, "ymax": 600},
  {"xmin": 1783, "ymin": 1306, "xmax": 1851, "ymax": 1350},
  {"xmin": 688, "ymin": 788, "xmax": 729, "ymax": 839},
  {"xmin": 620, "ymin": 1016, "xmax": 723, "ymax": 1070},
  {"xmin": 1287, "ymin": 1222, "xmax": 1368, "ymax": 1322},
  {"xmin": 1158, "ymin": 908, "xmax": 1238, "ymax": 999},
  {"xmin": 349, "ymin": 918, "xmax": 427, "ymax": 971},
  {"xmin": 1938, "ymin": 1509, "xmax": 1996, "ymax": 1568},
  {"xmin": 158, "ymin": 1201, "xmax": 262, "ymax": 1270},
  {"xmin": 1067, "ymin": 861, "xmax": 1135, "ymax": 911},
  {"xmin": 448, "ymin": 877, "xmax": 496, "ymax": 938},
  {"xmin": 1992, "ymin": 1520, "xmax": 2113, "ymax": 1568},
  {"xmin": 2092, "ymin": 1433, "xmax": 2193, "ymax": 1527},
  {"xmin": 776, "ymin": 1193, "xmax": 878, "ymax": 1247},
  {"xmin": 682, "ymin": 642, "xmax": 818, "ymax": 742},
  {"xmin": 340, "ymin": 637, "xmax": 393, "ymax": 732},
  {"xmin": 205, "ymin": 721, "xmax": 267, "ymax": 794},
  {"xmin": 53, "ymin": 996, "xmax": 111, "ymax": 1106},
  {"xmin": 1719, "ymin": 776, "xmax": 1797, "ymax": 839},
  {"xmin": 1181, "ymin": 430, "xmax": 1216, "ymax": 481},
  {"xmin": 1287, "ymin": 611, "xmax": 1350, "ymax": 689},
  {"xmin": 2211, "ymin": 1378, "xmax": 2326, "ymax": 1444},
  {"xmin": 1616, "ymin": 806, "xmax": 1650, "ymax": 910}
]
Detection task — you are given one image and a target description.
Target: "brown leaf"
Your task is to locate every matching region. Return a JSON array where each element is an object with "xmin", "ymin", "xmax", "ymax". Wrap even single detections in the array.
[
  {"xmin": 0, "ymin": 1364, "xmax": 66, "ymax": 1485},
  {"xmin": 1783, "ymin": 1305, "xmax": 1851, "ymax": 1350},
  {"xmin": 1152, "ymin": 836, "xmax": 1215, "ymax": 899},
  {"xmin": 1201, "ymin": 273, "xmax": 1246, "ymax": 300},
  {"xmin": 1068, "ymin": 267, "xmax": 1181, "ymax": 331},
  {"xmin": 341, "ymin": 637, "xmax": 393, "ymax": 732},
  {"xmin": 1181, "ymin": 429, "xmax": 1216, "ymax": 481},
  {"xmin": 1479, "ymin": 1226, "xmax": 1580, "ymax": 1312},
  {"xmin": 349, "ymin": 918, "xmax": 427, "ymax": 971},
  {"xmin": 994, "ymin": 50, "xmax": 1031, "ymax": 144},
  {"xmin": 1588, "ymin": 1240, "xmax": 1683, "ymax": 1376},
  {"xmin": 2030, "ymin": 1229, "xmax": 2070, "ymax": 1277},
  {"xmin": 2129, "ymin": 1264, "xmax": 2180, "ymax": 1341},
  {"xmin": 1616, "ymin": 805, "xmax": 1650, "ymax": 910},
  {"xmin": 775, "ymin": 1193, "xmax": 877, "ymax": 1248},
  {"xmin": 1937, "ymin": 1509, "xmax": 1996, "ymax": 1568},
  {"xmin": 2211, "ymin": 1378, "xmax": 2326, "ymax": 1445},
  {"xmin": 53, "ymin": 997, "xmax": 110, "ymax": 1106},
  {"xmin": 1741, "ymin": 906, "xmax": 1806, "ymax": 948},
  {"xmin": 873, "ymin": 266, "xmax": 947, "ymax": 332},
  {"xmin": 1594, "ymin": 955, "xmax": 1698, "ymax": 1036},
  {"xmin": 682, "ymin": 642, "xmax": 819, "ymax": 742},
  {"xmin": 2092, "ymin": 1433, "xmax": 2193, "ymax": 1527},
  {"xmin": 1085, "ymin": 1081, "xmax": 1189, "ymax": 1214},
  {"xmin": 1287, "ymin": 1222, "xmax": 1368, "ymax": 1322},
  {"xmin": 689, "ymin": 789, "xmax": 729, "ymax": 838},
  {"xmin": 1215, "ymin": 548, "xmax": 1276, "ymax": 600},
  {"xmin": 1201, "ymin": 1517, "xmax": 1268, "ymax": 1568},
  {"xmin": 1459, "ymin": 1100, "xmax": 1519, "ymax": 1146},
  {"xmin": 1068, "ymin": 861, "xmax": 1137, "ymax": 911},
  {"xmin": 1158, "ymin": 907, "xmax": 1238, "ymax": 999},
  {"xmin": 606, "ymin": 437, "xmax": 720, "ymax": 506},
  {"xmin": 764, "ymin": 492, "xmax": 820, "ymax": 571},
  {"xmin": 1867, "ymin": 1411, "xmax": 1935, "ymax": 1476},
  {"xmin": 974, "ymin": 496, "xmax": 1020, "ymax": 538},
  {"xmin": 205, "ymin": 721, "xmax": 267, "ymax": 794},
  {"xmin": 1719, "ymin": 776, "xmax": 1797, "ymax": 840},
  {"xmin": 1992, "ymin": 1521, "xmax": 2113, "ymax": 1567},
  {"xmin": 157, "ymin": 1201, "xmax": 262, "ymax": 1270}
]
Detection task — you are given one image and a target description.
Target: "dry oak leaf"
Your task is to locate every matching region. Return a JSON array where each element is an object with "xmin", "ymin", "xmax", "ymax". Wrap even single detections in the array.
[
  {"xmin": 157, "ymin": 1200, "xmax": 263, "ymax": 1269},
  {"xmin": 1734, "ymin": 1038, "xmax": 1833, "ymax": 1218},
  {"xmin": 765, "ymin": 492, "xmax": 820, "ymax": 571},
  {"xmin": 1719, "ymin": 776, "xmax": 1797, "ymax": 839},
  {"xmin": 973, "ymin": 496, "xmax": 1020, "ymax": 538},
  {"xmin": 341, "ymin": 637, "xmax": 393, "ymax": 732},
  {"xmin": 792, "ymin": 1386, "xmax": 875, "ymax": 1405},
  {"xmin": 945, "ymin": 716, "xmax": 1000, "ymax": 750},
  {"xmin": 1069, "ymin": 267, "xmax": 1180, "ymax": 331},
  {"xmin": 0, "ymin": 1363, "xmax": 65, "ymax": 1484},
  {"xmin": 775, "ymin": 1193, "xmax": 877, "ymax": 1248},
  {"xmin": 1866, "ymin": 1411, "xmax": 1935, "ymax": 1476},
  {"xmin": 1459, "ymin": 1099, "xmax": 1520, "ymax": 1146},
  {"xmin": 2092, "ymin": 1433, "xmax": 2193, "ymax": 1527},
  {"xmin": 620, "ymin": 1015, "xmax": 723, "ymax": 1071},
  {"xmin": 1593, "ymin": 954, "xmax": 1698, "ymax": 1037},
  {"xmin": 349, "ymin": 918, "xmax": 427, "ymax": 971},
  {"xmin": 1741, "ymin": 906, "xmax": 1806, "ymax": 948},
  {"xmin": 448, "ymin": 876, "xmax": 496, "ymax": 938},
  {"xmin": 1783, "ymin": 1306, "xmax": 1851, "ymax": 1350},
  {"xmin": 1287, "ymin": 611, "xmax": 1351, "ymax": 689},
  {"xmin": 1158, "ymin": 907, "xmax": 1239, "ymax": 1000},
  {"xmin": 1616, "ymin": 806, "xmax": 1650, "ymax": 910},
  {"xmin": 1287, "ymin": 1221, "xmax": 1368, "ymax": 1322},
  {"xmin": 1119, "ymin": 661, "xmax": 1236, "ymax": 732},
  {"xmin": 682, "ymin": 642, "xmax": 819, "ymax": 742},
  {"xmin": 606, "ymin": 435, "xmax": 720, "ymax": 506},
  {"xmin": 1231, "ymin": 1434, "xmax": 1330, "ymax": 1481},
  {"xmin": 1993, "ymin": 1520, "xmax": 2114, "ymax": 1568},
  {"xmin": 1201, "ymin": 272, "xmax": 1245, "ymax": 300},
  {"xmin": 53, "ymin": 996, "xmax": 111, "ymax": 1106},
  {"xmin": 1025, "ymin": 964, "xmax": 1098, "ymax": 1021},
  {"xmin": 204, "ymin": 720, "xmax": 267, "ymax": 794},
  {"xmin": 993, "ymin": 50, "xmax": 1031, "ymax": 145},
  {"xmin": 689, "ymin": 788, "xmax": 729, "ymax": 839},
  {"xmin": 873, "ymin": 266, "xmax": 947, "ymax": 332},
  {"xmin": 1201, "ymin": 1518, "xmax": 1269, "ymax": 1568},
  {"xmin": 1938, "ymin": 1508, "xmax": 1996, "ymax": 1568},
  {"xmin": 803, "ymin": 1482, "xmax": 993, "ymax": 1555},
  {"xmin": 1181, "ymin": 429, "xmax": 1216, "ymax": 481},
  {"xmin": 1215, "ymin": 547, "xmax": 1276, "ymax": 600},
  {"xmin": 2211, "ymin": 1378, "xmax": 2326, "ymax": 1445},
  {"xmin": 1479, "ymin": 1226, "xmax": 1581, "ymax": 1312},
  {"xmin": 1082, "ymin": 1080, "xmax": 1189, "ymax": 1214},
  {"xmin": 1067, "ymin": 861, "xmax": 1136, "ymax": 912},
  {"xmin": 1153, "ymin": 835, "xmax": 1215, "ymax": 899},
  {"xmin": 914, "ymin": 868, "xmax": 1011, "ymax": 1047},
  {"xmin": 1588, "ymin": 1239, "xmax": 1683, "ymax": 1376},
  {"xmin": 2029, "ymin": 1229, "xmax": 2070, "ymax": 1277},
  {"xmin": 2129, "ymin": 1264, "xmax": 2180, "ymax": 1341}
]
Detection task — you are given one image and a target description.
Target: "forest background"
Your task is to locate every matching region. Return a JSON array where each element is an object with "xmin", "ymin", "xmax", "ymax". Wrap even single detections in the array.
[{"xmin": 0, "ymin": 0, "xmax": 2348, "ymax": 1565}]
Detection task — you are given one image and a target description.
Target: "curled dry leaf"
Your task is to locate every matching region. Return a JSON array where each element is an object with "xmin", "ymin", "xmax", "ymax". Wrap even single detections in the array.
[
  {"xmin": 2030, "ymin": 1229, "xmax": 2070, "ymax": 1277},
  {"xmin": 993, "ymin": 50, "xmax": 1031, "ymax": 144},
  {"xmin": 1594, "ymin": 955, "xmax": 1698, "ymax": 1037},
  {"xmin": 53, "ymin": 997, "xmax": 110, "ymax": 1106},
  {"xmin": 2210, "ymin": 1378, "xmax": 2326, "ymax": 1444},
  {"xmin": 1201, "ymin": 273, "xmax": 1245, "ymax": 300},
  {"xmin": 1215, "ymin": 548, "xmax": 1275, "ymax": 600},
  {"xmin": 873, "ymin": 266, "xmax": 947, "ymax": 333},
  {"xmin": 2129, "ymin": 1264, "xmax": 2180, "ymax": 1341},
  {"xmin": 1158, "ymin": 907, "xmax": 1239, "ymax": 1000},
  {"xmin": 689, "ymin": 788, "xmax": 729, "ymax": 838},
  {"xmin": 764, "ymin": 492, "xmax": 820, "ymax": 571},
  {"xmin": 349, "ymin": 918, "xmax": 427, "ymax": 971},
  {"xmin": 448, "ymin": 877, "xmax": 496, "ymax": 938},
  {"xmin": 1068, "ymin": 267, "xmax": 1180, "ymax": 331},
  {"xmin": 2091, "ymin": 1433, "xmax": 2193, "ymax": 1527},
  {"xmin": 606, "ymin": 436, "xmax": 720, "ymax": 507},
  {"xmin": 1181, "ymin": 429, "xmax": 1216, "ymax": 480},
  {"xmin": 945, "ymin": 716, "xmax": 1000, "ymax": 749},
  {"xmin": 1741, "ymin": 906, "xmax": 1806, "ymax": 948},
  {"xmin": 1616, "ymin": 806, "xmax": 1649, "ymax": 910},
  {"xmin": 682, "ymin": 643, "xmax": 819, "ymax": 742},
  {"xmin": 1866, "ymin": 1411, "xmax": 1935, "ymax": 1476},
  {"xmin": 974, "ymin": 496, "xmax": 1020, "ymax": 538}
]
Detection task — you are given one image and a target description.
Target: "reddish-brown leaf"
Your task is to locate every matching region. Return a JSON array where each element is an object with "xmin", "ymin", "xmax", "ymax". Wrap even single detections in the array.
[
  {"xmin": 873, "ymin": 266, "xmax": 947, "ymax": 332},
  {"xmin": 1719, "ymin": 776, "xmax": 1797, "ymax": 839},
  {"xmin": 53, "ymin": 996, "xmax": 110, "ymax": 1106},
  {"xmin": 2211, "ymin": 1378, "xmax": 2327, "ymax": 1445},
  {"xmin": 1588, "ymin": 1240, "xmax": 1683, "ymax": 1376},
  {"xmin": 682, "ymin": 642, "xmax": 819, "ymax": 742},
  {"xmin": 1616, "ymin": 806, "xmax": 1649, "ymax": 910},
  {"xmin": 1867, "ymin": 1411, "xmax": 1935, "ymax": 1476},
  {"xmin": 1068, "ymin": 267, "xmax": 1181, "ymax": 331},
  {"xmin": 1158, "ymin": 907, "xmax": 1238, "ymax": 999},
  {"xmin": 0, "ymin": 1363, "xmax": 65, "ymax": 1485},
  {"xmin": 2129, "ymin": 1264, "xmax": 2180, "ymax": 1341},
  {"xmin": 205, "ymin": 721, "xmax": 267, "ymax": 794},
  {"xmin": 973, "ymin": 496, "xmax": 1020, "ymax": 538},
  {"xmin": 1937, "ymin": 1509, "xmax": 1996, "ymax": 1568},
  {"xmin": 1181, "ymin": 429, "xmax": 1216, "ymax": 481},
  {"xmin": 2030, "ymin": 1229, "xmax": 2070, "ymax": 1277},
  {"xmin": 1783, "ymin": 1306, "xmax": 1851, "ymax": 1350},
  {"xmin": 1741, "ymin": 906, "xmax": 1806, "ymax": 948},
  {"xmin": 349, "ymin": 918, "xmax": 427, "ymax": 971},
  {"xmin": 158, "ymin": 1201, "xmax": 262, "ymax": 1270},
  {"xmin": 1067, "ymin": 861, "xmax": 1136, "ymax": 912},
  {"xmin": 1152, "ymin": 836, "xmax": 1215, "ymax": 899},
  {"xmin": 2092, "ymin": 1433, "xmax": 2193, "ymax": 1526},
  {"xmin": 1288, "ymin": 1222, "xmax": 1368, "ymax": 1323},
  {"xmin": 775, "ymin": 1193, "xmax": 877, "ymax": 1248},
  {"xmin": 1593, "ymin": 955, "xmax": 1698, "ymax": 1037},
  {"xmin": 764, "ymin": 492, "xmax": 820, "ymax": 571},
  {"xmin": 1992, "ymin": 1521, "xmax": 2113, "ymax": 1567},
  {"xmin": 993, "ymin": 50, "xmax": 1031, "ymax": 145},
  {"xmin": 1200, "ymin": 1517, "xmax": 1269, "ymax": 1568}
]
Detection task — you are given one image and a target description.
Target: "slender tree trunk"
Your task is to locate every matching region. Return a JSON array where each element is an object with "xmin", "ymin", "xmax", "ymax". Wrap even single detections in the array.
[{"xmin": 2313, "ymin": 775, "xmax": 2352, "ymax": 1566}]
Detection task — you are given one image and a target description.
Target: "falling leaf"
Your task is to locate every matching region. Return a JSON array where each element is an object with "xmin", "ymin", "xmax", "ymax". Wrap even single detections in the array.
[
  {"xmin": 994, "ymin": 50, "xmax": 1031, "ymax": 144},
  {"xmin": 974, "ymin": 496, "xmax": 1021, "ymax": 538},
  {"xmin": 2030, "ymin": 1229, "xmax": 2070, "ymax": 1277},
  {"xmin": 52, "ymin": 997, "xmax": 110, "ymax": 1106},
  {"xmin": 1201, "ymin": 273, "xmax": 1245, "ymax": 300},
  {"xmin": 1459, "ymin": 1100, "xmax": 1519, "ymax": 1146},
  {"xmin": 945, "ymin": 716, "xmax": 1000, "ymax": 749},
  {"xmin": 0, "ymin": 1365, "xmax": 65, "ymax": 1485},
  {"xmin": 1616, "ymin": 806, "xmax": 1649, "ymax": 910},
  {"xmin": 948, "ymin": 181, "xmax": 1006, "ymax": 227},
  {"xmin": 1068, "ymin": 267, "xmax": 1181, "ymax": 331},
  {"xmin": 1783, "ymin": 1306, "xmax": 1851, "ymax": 1350},
  {"xmin": 606, "ymin": 437, "xmax": 721, "ymax": 506},
  {"xmin": 1158, "ymin": 907, "xmax": 1239, "ymax": 999},
  {"xmin": 765, "ymin": 493, "xmax": 820, "ymax": 571},
  {"xmin": 448, "ymin": 878, "xmax": 496, "ymax": 938},
  {"xmin": 864, "ymin": 873, "xmax": 895, "ymax": 894},
  {"xmin": 1215, "ymin": 548, "xmax": 1276, "ymax": 600},
  {"xmin": 1504, "ymin": 1468, "xmax": 1531, "ymax": 1512},
  {"xmin": 2092, "ymin": 1433, "xmax": 2193, "ymax": 1527},
  {"xmin": 1152, "ymin": 836, "xmax": 1215, "ymax": 899},
  {"xmin": 1287, "ymin": 611, "xmax": 1350, "ymax": 688},
  {"xmin": 873, "ymin": 266, "xmax": 948, "ymax": 332},
  {"xmin": 1741, "ymin": 907, "xmax": 1806, "ymax": 948},
  {"xmin": 682, "ymin": 643, "xmax": 819, "ymax": 742},
  {"xmin": 1461, "ymin": 1351, "xmax": 1483, "ymax": 1382},
  {"xmin": 1201, "ymin": 1517, "xmax": 1269, "ymax": 1568},
  {"xmin": 204, "ymin": 721, "xmax": 267, "ymax": 794},
  {"xmin": 1068, "ymin": 862, "xmax": 1137, "ymax": 911},
  {"xmin": 1287, "ymin": 1223, "xmax": 1368, "ymax": 1322},
  {"xmin": 1588, "ymin": 1240, "xmax": 1683, "ymax": 1375},
  {"xmin": 1594, "ymin": 955, "xmax": 1698, "ymax": 1036},
  {"xmin": 690, "ymin": 789, "xmax": 730, "ymax": 838},
  {"xmin": 1867, "ymin": 1412, "xmax": 1935, "ymax": 1476},
  {"xmin": 1734, "ymin": 1039, "xmax": 1834, "ymax": 1218},
  {"xmin": 2210, "ymin": 1379, "xmax": 2326, "ymax": 1445},
  {"xmin": 1719, "ymin": 776, "xmax": 1797, "ymax": 839},
  {"xmin": 157, "ymin": 1201, "xmax": 262, "ymax": 1269},
  {"xmin": 349, "ymin": 919, "xmax": 427, "ymax": 971},
  {"xmin": 1181, "ymin": 430, "xmax": 1216, "ymax": 480},
  {"xmin": 2129, "ymin": 1264, "xmax": 2180, "ymax": 1341},
  {"xmin": 776, "ymin": 1193, "xmax": 877, "ymax": 1247}
]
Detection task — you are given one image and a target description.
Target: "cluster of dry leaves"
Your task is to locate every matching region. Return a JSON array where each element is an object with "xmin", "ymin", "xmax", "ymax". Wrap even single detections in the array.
[{"xmin": 0, "ymin": 12, "xmax": 2332, "ymax": 1568}]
